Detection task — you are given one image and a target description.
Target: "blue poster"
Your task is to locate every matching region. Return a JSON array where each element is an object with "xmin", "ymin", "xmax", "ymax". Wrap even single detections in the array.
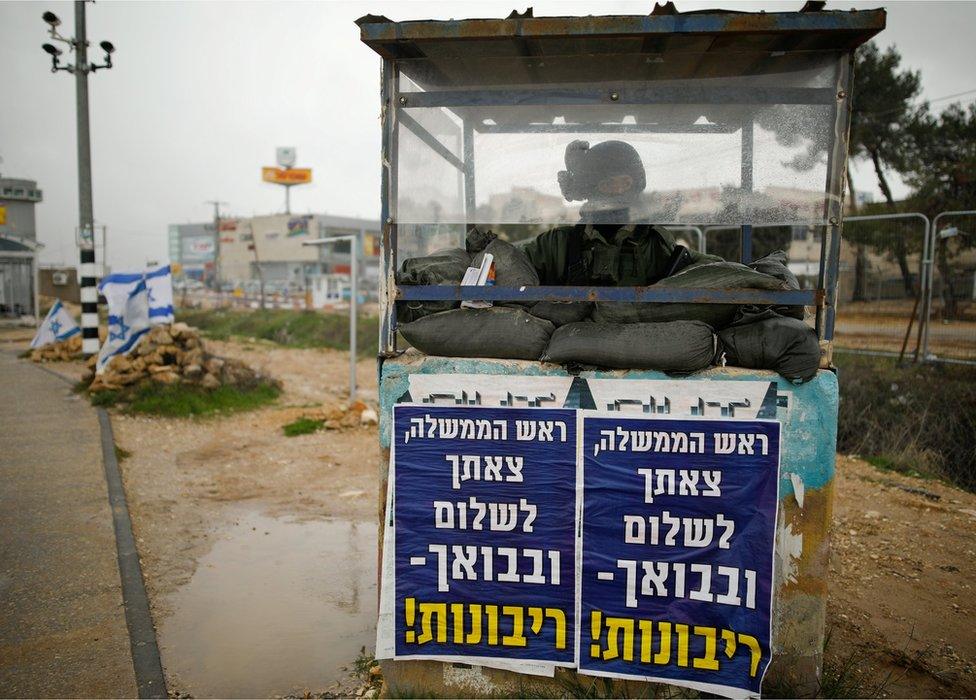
[
  {"xmin": 392, "ymin": 405, "xmax": 577, "ymax": 665},
  {"xmin": 579, "ymin": 417, "xmax": 780, "ymax": 697}
]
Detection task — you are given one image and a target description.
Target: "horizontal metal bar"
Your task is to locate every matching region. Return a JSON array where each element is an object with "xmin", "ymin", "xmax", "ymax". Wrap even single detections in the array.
[
  {"xmin": 474, "ymin": 122, "xmax": 738, "ymax": 134},
  {"xmin": 397, "ymin": 284, "xmax": 821, "ymax": 305},
  {"xmin": 399, "ymin": 86, "xmax": 835, "ymax": 109},
  {"xmin": 398, "ymin": 110, "xmax": 465, "ymax": 172}
]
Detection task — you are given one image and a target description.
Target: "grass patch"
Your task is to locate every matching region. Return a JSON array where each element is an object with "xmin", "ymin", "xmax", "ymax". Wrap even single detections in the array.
[
  {"xmin": 90, "ymin": 389, "xmax": 121, "ymax": 407},
  {"xmin": 177, "ymin": 308, "xmax": 378, "ymax": 357},
  {"xmin": 863, "ymin": 454, "xmax": 935, "ymax": 481},
  {"xmin": 90, "ymin": 381, "xmax": 279, "ymax": 418},
  {"xmin": 283, "ymin": 416, "xmax": 325, "ymax": 437},
  {"xmin": 114, "ymin": 444, "xmax": 132, "ymax": 462},
  {"xmin": 835, "ymin": 351, "xmax": 976, "ymax": 491}
]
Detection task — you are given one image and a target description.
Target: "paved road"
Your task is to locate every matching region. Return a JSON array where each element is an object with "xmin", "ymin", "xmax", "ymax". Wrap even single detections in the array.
[{"xmin": 0, "ymin": 350, "xmax": 138, "ymax": 697}]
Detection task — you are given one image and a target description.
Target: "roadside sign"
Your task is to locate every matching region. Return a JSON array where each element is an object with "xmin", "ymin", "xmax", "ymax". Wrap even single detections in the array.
[{"xmin": 262, "ymin": 167, "xmax": 312, "ymax": 185}]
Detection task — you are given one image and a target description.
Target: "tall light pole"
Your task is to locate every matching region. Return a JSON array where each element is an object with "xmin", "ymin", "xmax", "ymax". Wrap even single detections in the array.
[
  {"xmin": 303, "ymin": 235, "xmax": 358, "ymax": 399},
  {"xmin": 41, "ymin": 3, "xmax": 115, "ymax": 356}
]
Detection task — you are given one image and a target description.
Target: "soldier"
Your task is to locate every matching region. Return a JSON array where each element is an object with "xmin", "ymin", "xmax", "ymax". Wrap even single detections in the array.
[{"xmin": 521, "ymin": 139, "xmax": 718, "ymax": 285}]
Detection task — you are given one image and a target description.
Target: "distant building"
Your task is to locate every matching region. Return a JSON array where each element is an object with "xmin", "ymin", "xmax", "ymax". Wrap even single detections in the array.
[
  {"xmin": 0, "ymin": 177, "xmax": 43, "ymax": 242},
  {"xmin": 168, "ymin": 212, "xmax": 382, "ymax": 294},
  {"xmin": 168, "ymin": 222, "xmax": 217, "ymax": 282},
  {"xmin": 0, "ymin": 176, "xmax": 43, "ymax": 318}
]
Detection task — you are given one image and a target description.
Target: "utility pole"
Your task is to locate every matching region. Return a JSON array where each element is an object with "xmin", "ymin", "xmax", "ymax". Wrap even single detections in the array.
[
  {"xmin": 247, "ymin": 228, "xmax": 267, "ymax": 311},
  {"xmin": 41, "ymin": 2, "xmax": 115, "ymax": 356},
  {"xmin": 205, "ymin": 199, "xmax": 227, "ymax": 300}
]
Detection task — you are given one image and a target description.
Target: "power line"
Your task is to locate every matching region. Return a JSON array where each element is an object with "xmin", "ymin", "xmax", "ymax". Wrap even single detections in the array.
[
  {"xmin": 926, "ymin": 88, "xmax": 976, "ymax": 105},
  {"xmin": 865, "ymin": 87, "xmax": 976, "ymax": 116}
]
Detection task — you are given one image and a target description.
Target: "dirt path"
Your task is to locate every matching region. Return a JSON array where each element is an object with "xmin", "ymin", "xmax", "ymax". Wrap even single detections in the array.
[
  {"xmin": 827, "ymin": 456, "xmax": 976, "ymax": 697},
  {"xmin": 106, "ymin": 342, "xmax": 380, "ymax": 696}
]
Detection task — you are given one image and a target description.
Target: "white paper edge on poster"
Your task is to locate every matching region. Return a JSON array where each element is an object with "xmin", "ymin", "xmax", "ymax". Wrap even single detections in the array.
[
  {"xmin": 374, "ymin": 424, "xmax": 398, "ymax": 660},
  {"xmin": 574, "ymin": 411, "xmax": 782, "ymax": 699},
  {"xmin": 380, "ymin": 404, "xmax": 565, "ymax": 676}
]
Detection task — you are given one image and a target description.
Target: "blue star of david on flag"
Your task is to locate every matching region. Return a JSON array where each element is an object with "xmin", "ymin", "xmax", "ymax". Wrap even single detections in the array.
[
  {"xmin": 30, "ymin": 300, "xmax": 81, "ymax": 349},
  {"xmin": 109, "ymin": 318, "xmax": 131, "ymax": 342}
]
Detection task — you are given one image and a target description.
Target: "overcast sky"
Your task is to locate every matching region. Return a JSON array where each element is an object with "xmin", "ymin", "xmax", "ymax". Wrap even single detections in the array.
[{"xmin": 2, "ymin": 0, "xmax": 975, "ymax": 269}]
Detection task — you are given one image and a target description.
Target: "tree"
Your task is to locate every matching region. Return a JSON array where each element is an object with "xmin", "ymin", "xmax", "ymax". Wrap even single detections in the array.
[
  {"xmin": 902, "ymin": 103, "xmax": 976, "ymax": 320},
  {"xmin": 847, "ymin": 41, "xmax": 927, "ymax": 297},
  {"xmin": 756, "ymin": 42, "xmax": 927, "ymax": 298}
]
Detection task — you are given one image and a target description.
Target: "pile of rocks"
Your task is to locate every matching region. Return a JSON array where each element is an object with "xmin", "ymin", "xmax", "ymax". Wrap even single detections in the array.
[
  {"xmin": 29, "ymin": 335, "xmax": 83, "ymax": 362},
  {"xmin": 86, "ymin": 322, "xmax": 270, "ymax": 392}
]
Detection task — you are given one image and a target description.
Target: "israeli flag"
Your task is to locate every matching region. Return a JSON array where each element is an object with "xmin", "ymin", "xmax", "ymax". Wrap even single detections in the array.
[
  {"xmin": 99, "ymin": 264, "xmax": 174, "ymax": 325},
  {"xmin": 30, "ymin": 299, "xmax": 81, "ymax": 348},
  {"xmin": 96, "ymin": 279, "xmax": 151, "ymax": 374}
]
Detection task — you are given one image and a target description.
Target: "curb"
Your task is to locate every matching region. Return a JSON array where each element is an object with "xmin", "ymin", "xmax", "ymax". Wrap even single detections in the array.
[{"xmin": 28, "ymin": 358, "xmax": 168, "ymax": 698}]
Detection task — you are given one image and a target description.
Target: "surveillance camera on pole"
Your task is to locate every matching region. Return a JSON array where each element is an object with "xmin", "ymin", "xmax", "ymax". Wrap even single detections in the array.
[{"xmin": 39, "ymin": 2, "xmax": 117, "ymax": 356}]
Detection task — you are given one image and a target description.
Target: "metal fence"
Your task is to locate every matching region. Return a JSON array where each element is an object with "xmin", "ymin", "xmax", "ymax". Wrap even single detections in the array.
[
  {"xmin": 924, "ymin": 211, "xmax": 976, "ymax": 363},
  {"xmin": 701, "ymin": 212, "xmax": 976, "ymax": 365},
  {"xmin": 833, "ymin": 213, "xmax": 930, "ymax": 361}
]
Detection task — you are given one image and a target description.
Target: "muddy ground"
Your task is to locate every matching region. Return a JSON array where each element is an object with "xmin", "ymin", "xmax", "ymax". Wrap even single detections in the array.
[{"xmin": 12, "ymin": 328, "xmax": 976, "ymax": 698}]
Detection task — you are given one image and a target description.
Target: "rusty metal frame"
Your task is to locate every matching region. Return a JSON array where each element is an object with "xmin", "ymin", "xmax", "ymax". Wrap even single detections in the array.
[
  {"xmin": 372, "ymin": 12, "xmax": 874, "ymax": 357},
  {"xmin": 359, "ymin": 10, "xmax": 887, "ymax": 56}
]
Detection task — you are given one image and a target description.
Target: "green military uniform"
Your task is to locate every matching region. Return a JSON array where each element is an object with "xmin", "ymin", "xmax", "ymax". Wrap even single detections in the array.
[{"xmin": 520, "ymin": 223, "xmax": 717, "ymax": 286}]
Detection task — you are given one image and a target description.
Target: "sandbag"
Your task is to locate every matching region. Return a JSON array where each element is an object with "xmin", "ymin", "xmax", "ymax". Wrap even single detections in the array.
[
  {"xmin": 468, "ymin": 229, "xmax": 590, "ymax": 324},
  {"xmin": 748, "ymin": 250, "xmax": 805, "ymax": 320},
  {"xmin": 395, "ymin": 247, "xmax": 471, "ymax": 323},
  {"xmin": 472, "ymin": 237, "xmax": 540, "ymax": 289},
  {"xmin": 718, "ymin": 310, "xmax": 821, "ymax": 384},
  {"xmin": 399, "ymin": 306, "xmax": 554, "ymax": 361},
  {"xmin": 465, "ymin": 226, "xmax": 496, "ymax": 254},
  {"xmin": 592, "ymin": 261, "xmax": 788, "ymax": 329},
  {"xmin": 543, "ymin": 320, "xmax": 716, "ymax": 373},
  {"xmin": 529, "ymin": 301, "xmax": 592, "ymax": 326},
  {"xmin": 749, "ymin": 250, "xmax": 799, "ymax": 289}
]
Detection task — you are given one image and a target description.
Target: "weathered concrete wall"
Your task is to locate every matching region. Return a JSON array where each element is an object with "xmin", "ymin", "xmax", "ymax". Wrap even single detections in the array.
[{"xmin": 377, "ymin": 352, "xmax": 838, "ymax": 697}]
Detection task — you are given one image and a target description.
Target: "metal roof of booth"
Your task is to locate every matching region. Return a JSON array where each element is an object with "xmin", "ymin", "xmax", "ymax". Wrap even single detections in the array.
[{"xmin": 357, "ymin": 8, "xmax": 886, "ymax": 61}]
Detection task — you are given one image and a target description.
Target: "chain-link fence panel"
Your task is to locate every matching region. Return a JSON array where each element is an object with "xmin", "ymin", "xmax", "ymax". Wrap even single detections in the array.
[
  {"xmin": 833, "ymin": 215, "xmax": 928, "ymax": 358},
  {"xmin": 925, "ymin": 212, "xmax": 976, "ymax": 363}
]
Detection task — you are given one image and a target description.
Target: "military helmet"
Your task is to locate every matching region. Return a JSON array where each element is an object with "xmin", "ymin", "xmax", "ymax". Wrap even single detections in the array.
[{"xmin": 557, "ymin": 140, "xmax": 647, "ymax": 203}]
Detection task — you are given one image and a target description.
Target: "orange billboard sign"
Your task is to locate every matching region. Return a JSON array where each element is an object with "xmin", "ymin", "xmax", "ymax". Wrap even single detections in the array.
[{"xmin": 262, "ymin": 167, "xmax": 312, "ymax": 185}]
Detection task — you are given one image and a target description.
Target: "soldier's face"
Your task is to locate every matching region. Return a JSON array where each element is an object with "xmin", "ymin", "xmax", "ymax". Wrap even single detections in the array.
[{"xmin": 596, "ymin": 174, "xmax": 634, "ymax": 197}]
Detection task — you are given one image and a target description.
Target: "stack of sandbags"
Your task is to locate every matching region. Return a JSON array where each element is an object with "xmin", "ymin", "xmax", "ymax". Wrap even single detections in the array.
[
  {"xmin": 86, "ymin": 322, "xmax": 270, "ymax": 393},
  {"xmin": 29, "ymin": 335, "xmax": 82, "ymax": 362},
  {"xmin": 397, "ymin": 231, "xmax": 820, "ymax": 383}
]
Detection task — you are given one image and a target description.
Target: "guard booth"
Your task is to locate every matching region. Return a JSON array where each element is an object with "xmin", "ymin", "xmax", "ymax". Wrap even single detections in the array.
[{"xmin": 361, "ymin": 6, "xmax": 884, "ymax": 697}]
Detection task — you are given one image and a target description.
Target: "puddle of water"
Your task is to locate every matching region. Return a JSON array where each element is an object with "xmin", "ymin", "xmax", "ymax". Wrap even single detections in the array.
[{"xmin": 159, "ymin": 509, "xmax": 377, "ymax": 698}]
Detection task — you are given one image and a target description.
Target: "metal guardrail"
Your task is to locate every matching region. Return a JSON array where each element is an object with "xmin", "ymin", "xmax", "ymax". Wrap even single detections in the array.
[
  {"xmin": 830, "ymin": 211, "xmax": 976, "ymax": 366},
  {"xmin": 923, "ymin": 210, "xmax": 976, "ymax": 362}
]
